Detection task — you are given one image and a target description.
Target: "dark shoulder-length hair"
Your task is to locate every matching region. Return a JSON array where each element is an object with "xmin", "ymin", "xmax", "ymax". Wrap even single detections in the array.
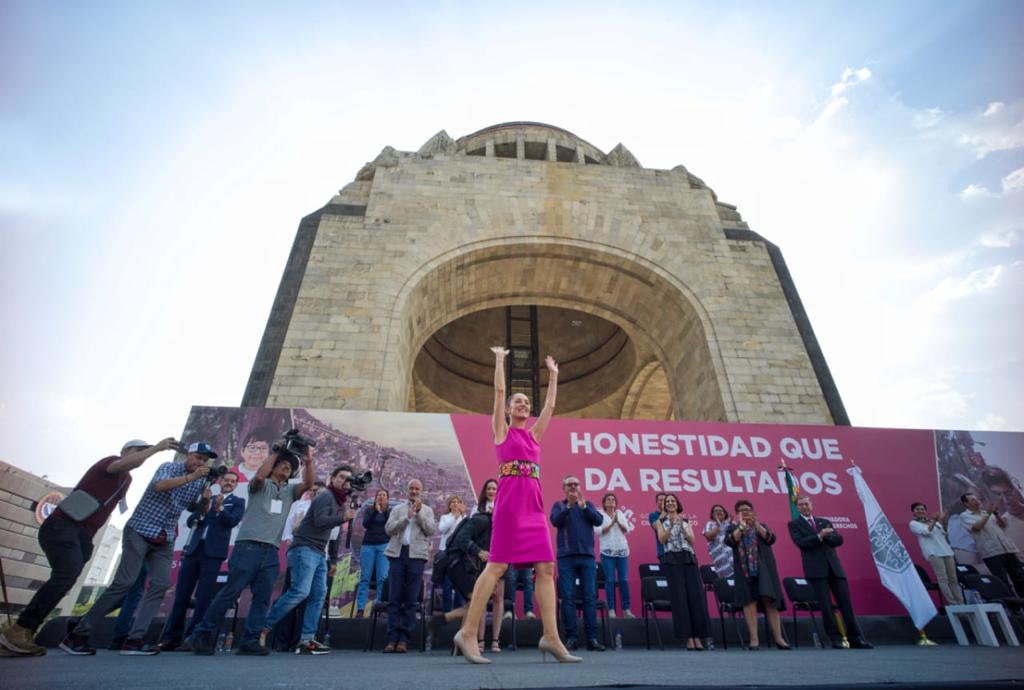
[{"xmin": 477, "ymin": 478, "xmax": 497, "ymax": 513}]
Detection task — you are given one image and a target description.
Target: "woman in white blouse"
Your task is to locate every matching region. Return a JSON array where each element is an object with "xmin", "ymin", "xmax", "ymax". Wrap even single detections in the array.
[
  {"xmin": 595, "ymin": 493, "xmax": 635, "ymax": 618},
  {"xmin": 909, "ymin": 502, "xmax": 964, "ymax": 605}
]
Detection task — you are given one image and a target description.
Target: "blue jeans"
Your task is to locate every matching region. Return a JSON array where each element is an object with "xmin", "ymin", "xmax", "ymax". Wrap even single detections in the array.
[
  {"xmin": 600, "ymin": 555, "xmax": 630, "ymax": 613},
  {"xmin": 265, "ymin": 546, "xmax": 328, "ymax": 639},
  {"xmin": 112, "ymin": 564, "xmax": 148, "ymax": 638},
  {"xmin": 386, "ymin": 547, "xmax": 425, "ymax": 643},
  {"xmin": 192, "ymin": 540, "xmax": 279, "ymax": 644},
  {"xmin": 507, "ymin": 566, "xmax": 534, "ymax": 614},
  {"xmin": 441, "ymin": 575, "xmax": 465, "ymax": 612},
  {"xmin": 557, "ymin": 555, "xmax": 597, "ymax": 641},
  {"xmin": 161, "ymin": 552, "xmax": 223, "ymax": 643},
  {"xmin": 355, "ymin": 542, "xmax": 389, "ymax": 612}
]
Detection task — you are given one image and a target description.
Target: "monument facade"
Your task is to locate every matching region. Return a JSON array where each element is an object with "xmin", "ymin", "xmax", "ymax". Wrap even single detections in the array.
[{"xmin": 243, "ymin": 122, "xmax": 847, "ymax": 425}]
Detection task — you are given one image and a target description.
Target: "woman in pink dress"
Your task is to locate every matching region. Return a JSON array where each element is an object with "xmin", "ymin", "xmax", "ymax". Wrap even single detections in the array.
[{"xmin": 453, "ymin": 347, "xmax": 581, "ymax": 664}]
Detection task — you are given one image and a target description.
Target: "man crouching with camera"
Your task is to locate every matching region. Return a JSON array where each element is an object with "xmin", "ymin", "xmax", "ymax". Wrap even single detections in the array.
[
  {"xmin": 261, "ymin": 464, "xmax": 356, "ymax": 654},
  {"xmin": 187, "ymin": 430, "xmax": 314, "ymax": 655}
]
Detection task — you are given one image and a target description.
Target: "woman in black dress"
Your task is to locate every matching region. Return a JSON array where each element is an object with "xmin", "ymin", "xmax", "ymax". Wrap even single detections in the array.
[
  {"xmin": 723, "ymin": 499, "xmax": 790, "ymax": 650},
  {"xmin": 653, "ymin": 494, "xmax": 708, "ymax": 650}
]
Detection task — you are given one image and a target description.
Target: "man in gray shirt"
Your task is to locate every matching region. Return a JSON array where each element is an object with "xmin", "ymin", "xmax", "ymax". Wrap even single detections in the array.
[
  {"xmin": 960, "ymin": 491, "xmax": 1024, "ymax": 596},
  {"xmin": 263, "ymin": 465, "xmax": 355, "ymax": 655},
  {"xmin": 188, "ymin": 442, "xmax": 314, "ymax": 655}
]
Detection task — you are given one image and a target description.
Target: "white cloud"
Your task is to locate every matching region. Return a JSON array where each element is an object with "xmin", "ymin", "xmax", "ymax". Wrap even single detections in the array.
[
  {"xmin": 984, "ymin": 101, "xmax": 1005, "ymax": 117},
  {"xmin": 816, "ymin": 67, "xmax": 872, "ymax": 125},
  {"xmin": 1001, "ymin": 167, "xmax": 1024, "ymax": 193},
  {"xmin": 978, "ymin": 229, "xmax": 1019, "ymax": 248},
  {"xmin": 959, "ymin": 183, "xmax": 996, "ymax": 199},
  {"xmin": 925, "ymin": 265, "xmax": 1005, "ymax": 304},
  {"xmin": 976, "ymin": 413, "xmax": 1010, "ymax": 431},
  {"xmin": 912, "ymin": 107, "xmax": 943, "ymax": 130}
]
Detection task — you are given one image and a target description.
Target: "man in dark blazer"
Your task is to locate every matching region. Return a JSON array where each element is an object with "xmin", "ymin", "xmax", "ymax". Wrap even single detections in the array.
[
  {"xmin": 159, "ymin": 471, "xmax": 246, "ymax": 650},
  {"xmin": 787, "ymin": 495, "xmax": 872, "ymax": 649}
]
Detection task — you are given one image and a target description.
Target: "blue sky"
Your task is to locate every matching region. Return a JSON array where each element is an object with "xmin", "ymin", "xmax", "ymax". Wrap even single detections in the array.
[{"xmin": 2, "ymin": 1, "xmax": 1022, "ymax": 508}]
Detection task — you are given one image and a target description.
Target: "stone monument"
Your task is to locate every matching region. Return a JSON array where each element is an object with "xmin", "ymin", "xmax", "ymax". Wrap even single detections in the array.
[{"xmin": 242, "ymin": 122, "xmax": 847, "ymax": 425}]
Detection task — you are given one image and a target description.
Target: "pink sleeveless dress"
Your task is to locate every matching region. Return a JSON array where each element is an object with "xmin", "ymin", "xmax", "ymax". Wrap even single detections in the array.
[{"xmin": 489, "ymin": 427, "xmax": 555, "ymax": 565}]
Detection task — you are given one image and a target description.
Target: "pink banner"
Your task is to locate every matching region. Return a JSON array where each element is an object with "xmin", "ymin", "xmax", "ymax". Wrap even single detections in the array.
[
  {"xmin": 452, "ymin": 415, "xmax": 939, "ymax": 616},
  {"xmin": 162, "ymin": 407, "xmax": 1024, "ymax": 620}
]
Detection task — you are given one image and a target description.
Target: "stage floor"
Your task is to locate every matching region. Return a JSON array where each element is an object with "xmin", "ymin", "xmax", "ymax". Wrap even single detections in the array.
[{"xmin": 3, "ymin": 645, "xmax": 1022, "ymax": 690}]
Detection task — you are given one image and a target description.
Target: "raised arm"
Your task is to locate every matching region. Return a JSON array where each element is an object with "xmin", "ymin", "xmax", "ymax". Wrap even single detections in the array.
[
  {"xmin": 531, "ymin": 355, "xmax": 558, "ymax": 442},
  {"xmin": 491, "ymin": 346, "xmax": 509, "ymax": 443}
]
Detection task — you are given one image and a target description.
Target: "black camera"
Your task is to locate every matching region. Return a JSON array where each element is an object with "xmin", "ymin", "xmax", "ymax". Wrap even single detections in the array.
[
  {"xmin": 207, "ymin": 463, "xmax": 229, "ymax": 481},
  {"xmin": 346, "ymin": 470, "xmax": 373, "ymax": 493},
  {"xmin": 271, "ymin": 429, "xmax": 317, "ymax": 476}
]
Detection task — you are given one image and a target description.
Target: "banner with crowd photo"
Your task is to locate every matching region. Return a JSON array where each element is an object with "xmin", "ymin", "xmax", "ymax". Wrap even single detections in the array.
[{"xmin": 165, "ymin": 406, "xmax": 1024, "ymax": 618}]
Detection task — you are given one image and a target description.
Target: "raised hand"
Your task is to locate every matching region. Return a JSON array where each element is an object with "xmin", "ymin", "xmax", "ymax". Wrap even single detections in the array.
[
  {"xmin": 491, "ymin": 346, "xmax": 509, "ymax": 358},
  {"xmin": 155, "ymin": 437, "xmax": 179, "ymax": 452},
  {"xmin": 544, "ymin": 355, "xmax": 558, "ymax": 373}
]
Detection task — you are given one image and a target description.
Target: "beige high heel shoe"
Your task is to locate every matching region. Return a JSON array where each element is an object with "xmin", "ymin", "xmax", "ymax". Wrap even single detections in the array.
[
  {"xmin": 452, "ymin": 630, "xmax": 491, "ymax": 665},
  {"xmin": 538, "ymin": 637, "xmax": 582, "ymax": 663}
]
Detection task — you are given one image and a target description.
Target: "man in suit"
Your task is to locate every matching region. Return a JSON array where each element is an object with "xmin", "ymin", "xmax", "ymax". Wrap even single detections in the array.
[
  {"xmin": 159, "ymin": 470, "xmax": 246, "ymax": 650},
  {"xmin": 788, "ymin": 495, "xmax": 872, "ymax": 649}
]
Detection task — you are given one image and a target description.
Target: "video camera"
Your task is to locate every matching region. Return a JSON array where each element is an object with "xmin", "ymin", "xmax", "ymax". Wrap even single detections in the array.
[
  {"xmin": 206, "ymin": 463, "xmax": 230, "ymax": 481},
  {"xmin": 271, "ymin": 429, "xmax": 317, "ymax": 476},
  {"xmin": 346, "ymin": 470, "xmax": 373, "ymax": 494}
]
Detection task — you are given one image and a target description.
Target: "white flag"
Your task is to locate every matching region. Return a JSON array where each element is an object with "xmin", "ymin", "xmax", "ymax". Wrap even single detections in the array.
[{"xmin": 847, "ymin": 466, "xmax": 937, "ymax": 629}]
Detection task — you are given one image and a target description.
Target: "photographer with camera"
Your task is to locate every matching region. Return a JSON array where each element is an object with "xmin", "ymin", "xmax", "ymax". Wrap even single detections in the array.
[
  {"xmin": 0, "ymin": 437, "xmax": 179, "ymax": 657},
  {"xmin": 187, "ymin": 430, "xmax": 314, "ymax": 656},
  {"xmin": 61, "ymin": 441, "xmax": 216, "ymax": 656},
  {"xmin": 263, "ymin": 465, "xmax": 356, "ymax": 655},
  {"xmin": 158, "ymin": 469, "xmax": 246, "ymax": 651}
]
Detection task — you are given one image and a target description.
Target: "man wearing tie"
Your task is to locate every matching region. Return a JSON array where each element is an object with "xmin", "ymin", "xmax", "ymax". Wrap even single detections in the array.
[
  {"xmin": 788, "ymin": 495, "xmax": 872, "ymax": 649},
  {"xmin": 159, "ymin": 470, "xmax": 246, "ymax": 650}
]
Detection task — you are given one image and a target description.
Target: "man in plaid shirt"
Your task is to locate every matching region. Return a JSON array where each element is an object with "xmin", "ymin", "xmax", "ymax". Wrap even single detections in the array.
[{"xmin": 62, "ymin": 443, "xmax": 216, "ymax": 656}]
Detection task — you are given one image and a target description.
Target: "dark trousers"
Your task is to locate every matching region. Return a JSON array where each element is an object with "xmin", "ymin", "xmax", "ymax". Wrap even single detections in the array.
[
  {"xmin": 161, "ymin": 550, "xmax": 224, "ymax": 643},
  {"xmin": 983, "ymin": 552, "xmax": 1024, "ymax": 597},
  {"xmin": 113, "ymin": 565, "xmax": 148, "ymax": 639},
  {"xmin": 557, "ymin": 555, "xmax": 598, "ymax": 641},
  {"xmin": 809, "ymin": 573, "xmax": 863, "ymax": 642},
  {"xmin": 192, "ymin": 541, "xmax": 279, "ymax": 644},
  {"xmin": 663, "ymin": 558, "xmax": 708, "ymax": 639},
  {"xmin": 507, "ymin": 566, "xmax": 535, "ymax": 614},
  {"xmin": 18, "ymin": 520, "xmax": 92, "ymax": 631},
  {"xmin": 386, "ymin": 547, "xmax": 424, "ymax": 643}
]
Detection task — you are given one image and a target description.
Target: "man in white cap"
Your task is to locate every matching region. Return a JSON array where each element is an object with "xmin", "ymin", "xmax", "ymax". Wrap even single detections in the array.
[
  {"xmin": 61, "ymin": 441, "xmax": 216, "ymax": 656},
  {"xmin": 0, "ymin": 437, "xmax": 179, "ymax": 657}
]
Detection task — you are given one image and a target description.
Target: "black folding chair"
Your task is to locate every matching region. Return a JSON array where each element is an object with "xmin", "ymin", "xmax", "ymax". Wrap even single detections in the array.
[
  {"xmin": 699, "ymin": 565, "xmax": 719, "ymax": 593},
  {"xmin": 712, "ymin": 577, "xmax": 747, "ymax": 650},
  {"xmin": 964, "ymin": 573, "xmax": 1024, "ymax": 615},
  {"xmin": 783, "ymin": 577, "xmax": 825, "ymax": 649},
  {"xmin": 640, "ymin": 576, "xmax": 672, "ymax": 650},
  {"xmin": 955, "ymin": 563, "xmax": 980, "ymax": 601},
  {"xmin": 915, "ymin": 563, "xmax": 944, "ymax": 608},
  {"xmin": 638, "ymin": 563, "xmax": 666, "ymax": 580}
]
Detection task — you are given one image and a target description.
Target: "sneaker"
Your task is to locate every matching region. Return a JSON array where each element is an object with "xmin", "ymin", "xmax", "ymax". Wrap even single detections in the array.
[
  {"xmin": 236, "ymin": 641, "xmax": 271, "ymax": 656},
  {"xmin": 59, "ymin": 632, "xmax": 96, "ymax": 656},
  {"xmin": 107, "ymin": 635, "xmax": 127, "ymax": 651},
  {"xmin": 119, "ymin": 638, "xmax": 161, "ymax": 655},
  {"xmin": 0, "ymin": 622, "xmax": 46, "ymax": 656},
  {"xmin": 295, "ymin": 639, "xmax": 331, "ymax": 655},
  {"xmin": 623, "ymin": 610, "xmax": 636, "ymax": 619},
  {"xmin": 525, "ymin": 611, "xmax": 536, "ymax": 620},
  {"xmin": 503, "ymin": 611, "xmax": 513, "ymax": 620}
]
